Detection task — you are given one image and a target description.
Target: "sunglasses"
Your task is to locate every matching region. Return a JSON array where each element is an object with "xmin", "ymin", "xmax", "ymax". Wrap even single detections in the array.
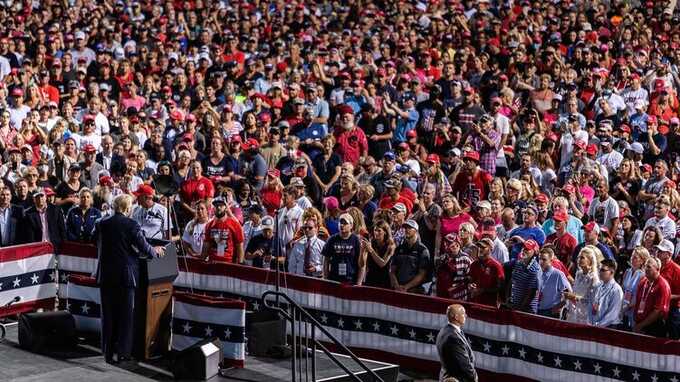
[
  {"xmin": 339, "ymin": 220, "xmax": 351, "ymax": 225},
  {"xmin": 599, "ymin": 268, "xmax": 611, "ymax": 273},
  {"xmin": 303, "ymin": 226, "xmax": 314, "ymax": 230}
]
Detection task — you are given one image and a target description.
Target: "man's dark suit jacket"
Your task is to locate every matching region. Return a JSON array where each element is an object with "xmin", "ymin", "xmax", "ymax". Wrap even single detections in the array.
[
  {"xmin": 20, "ymin": 204, "xmax": 66, "ymax": 251},
  {"xmin": 93, "ymin": 212, "xmax": 156, "ymax": 288},
  {"xmin": 0, "ymin": 204, "xmax": 24, "ymax": 247},
  {"xmin": 436, "ymin": 323, "xmax": 477, "ymax": 382}
]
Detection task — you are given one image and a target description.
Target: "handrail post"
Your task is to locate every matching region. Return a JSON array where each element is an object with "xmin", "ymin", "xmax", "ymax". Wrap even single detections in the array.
[
  {"xmin": 262, "ymin": 290, "xmax": 385, "ymax": 382},
  {"xmin": 311, "ymin": 325, "xmax": 317, "ymax": 381}
]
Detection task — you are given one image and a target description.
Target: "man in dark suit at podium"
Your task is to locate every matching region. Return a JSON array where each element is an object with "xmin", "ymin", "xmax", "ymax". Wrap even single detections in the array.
[
  {"xmin": 436, "ymin": 304, "xmax": 478, "ymax": 382},
  {"xmin": 94, "ymin": 194, "xmax": 165, "ymax": 364}
]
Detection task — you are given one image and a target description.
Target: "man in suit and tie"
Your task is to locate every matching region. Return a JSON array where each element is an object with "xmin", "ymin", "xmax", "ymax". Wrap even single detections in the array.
[
  {"xmin": 436, "ymin": 304, "xmax": 478, "ymax": 382},
  {"xmin": 0, "ymin": 186, "xmax": 23, "ymax": 247},
  {"xmin": 93, "ymin": 194, "xmax": 165, "ymax": 364},
  {"xmin": 20, "ymin": 187, "xmax": 66, "ymax": 251}
]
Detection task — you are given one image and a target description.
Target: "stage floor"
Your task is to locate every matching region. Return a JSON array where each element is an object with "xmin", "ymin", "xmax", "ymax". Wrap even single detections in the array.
[{"xmin": 0, "ymin": 324, "xmax": 420, "ymax": 382}]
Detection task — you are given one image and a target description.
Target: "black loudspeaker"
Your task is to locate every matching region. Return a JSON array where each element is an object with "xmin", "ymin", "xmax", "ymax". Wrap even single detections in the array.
[
  {"xmin": 247, "ymin": 314, "xmax": 287, "ymax": 357},
  {"xmin": 18, "ymin": 311, "xmax": 77, "ymax": 352},
  {"xmin": 171, "ymin": 337, "xmax": 223, "ymax": 380}
]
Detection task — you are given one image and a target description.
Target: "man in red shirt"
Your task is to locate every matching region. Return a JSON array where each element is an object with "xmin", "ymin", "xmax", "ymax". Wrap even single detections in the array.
[
  {"xmin": 656, "ymin": 239, "xmax": 680, "ymax": 339},
  {"xmin": 469, "ymin": 238, "xmax": 505, "ymax": 307},
  {"xmin": 333, "ymin": 104, "xmax": 368, "ymax": 166},
  {"xmin": 544, "ymin": 210, "xmax": 577, "ymax": 278},
  {"xmin": 634, "ymin": 257, "xmax": 671, "ymax": 336},
  {"xmin": 451, "ymin": 150, "xmax": 492, "ymax": 208},
  {"xmin": 202, "ymin": 197, "xmax": 244, "ymax": 264},
  {"xmin": 378, "ymin": 178, "xmax": 414, "ymax": 213}
]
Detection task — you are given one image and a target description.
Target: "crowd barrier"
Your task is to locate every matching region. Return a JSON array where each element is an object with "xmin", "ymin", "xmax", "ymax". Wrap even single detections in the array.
[{"xmin": 3, "ymin": 242, "xmax": 680, "ymax": 381}]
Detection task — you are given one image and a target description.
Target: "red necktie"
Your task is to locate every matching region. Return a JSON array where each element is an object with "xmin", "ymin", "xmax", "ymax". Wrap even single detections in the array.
[{"xmin": 304, "ymin": 240, "xmax": 312, "ymax": 275}]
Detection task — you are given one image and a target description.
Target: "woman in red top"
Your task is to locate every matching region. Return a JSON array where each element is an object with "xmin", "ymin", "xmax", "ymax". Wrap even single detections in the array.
[{"xmin": 438, "ymin": 194, "xmax": 476, "ymax": 246}]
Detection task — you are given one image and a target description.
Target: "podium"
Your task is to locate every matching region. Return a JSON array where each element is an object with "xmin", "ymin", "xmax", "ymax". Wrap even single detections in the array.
[{"xmin": 133, "ymin": 239, "xmax": 178, "ymax": 360}]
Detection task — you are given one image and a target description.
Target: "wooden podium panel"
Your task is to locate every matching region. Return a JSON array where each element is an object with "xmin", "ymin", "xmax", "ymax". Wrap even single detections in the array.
[
  {"xmin": 133, "ymin": 240, "xmax": 178, "ymax": 360},
  {"xmin": 137, "ymin": 281, "xmax": 173, "ymax": 359}
]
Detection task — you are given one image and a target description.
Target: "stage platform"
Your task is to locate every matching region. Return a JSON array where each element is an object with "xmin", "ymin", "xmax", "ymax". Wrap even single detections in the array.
[{"xmin": 0, "ymin": 324, "xmax": 412, "ymax": 382}]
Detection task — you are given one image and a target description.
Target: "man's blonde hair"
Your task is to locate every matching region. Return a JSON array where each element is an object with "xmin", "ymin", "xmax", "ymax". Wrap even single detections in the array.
[{"xmin": 113, "ymin": 194, "xmax": 134, "ymax": 216}]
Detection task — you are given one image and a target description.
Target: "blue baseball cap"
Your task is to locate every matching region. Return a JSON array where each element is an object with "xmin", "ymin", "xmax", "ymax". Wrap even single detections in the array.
[{"xmin": 383, "ymin": 151, "xmax": 395, "ymax": 161}]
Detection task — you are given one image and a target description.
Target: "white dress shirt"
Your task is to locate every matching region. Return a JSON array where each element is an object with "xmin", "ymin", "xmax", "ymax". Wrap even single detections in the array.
[
  {"xmin": 0, "ymin": 207, "xmax": 9, "ymax": 245},
  {"xmin": 276, "ymin": 204, "xmax": 303, "ymax": 255},
  {"xmin": 288, "ymin": 235, "xmax": 326, "ymax": 276}
]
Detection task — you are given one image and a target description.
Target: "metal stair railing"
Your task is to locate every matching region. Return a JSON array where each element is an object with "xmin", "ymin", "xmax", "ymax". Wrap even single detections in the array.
[{"xmin": 262, "ymin": 290, "xmax": 385, "ymax": 382}]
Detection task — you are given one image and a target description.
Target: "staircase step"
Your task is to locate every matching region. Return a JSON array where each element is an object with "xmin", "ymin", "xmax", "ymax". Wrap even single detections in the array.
[{"xmin": 219, "ymin": 350, "xmax": 399, "ymax": 382}]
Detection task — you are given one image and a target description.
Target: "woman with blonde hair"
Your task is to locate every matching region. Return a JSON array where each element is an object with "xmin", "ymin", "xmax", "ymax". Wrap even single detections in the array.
[
  {"xmin": 564, "ymin": 245, "xmax": 601, "ymax": 324},
  {"xmin": 346, "ymin": 207, "xmax": 368, "ymax": 238},
  {"xmin": 610, "ymin": 158, "xmax": 641, "ymax": 207},
  {"xmin": 620, "ymin": 246, "xmax": 651, "ymax": 330},
  {"xmin": 661, "ymin": 181, "xmax": 680, "ymax": 214},
  {"xmin": 488, "ymin": 177, "xmax": 505, "ymax": 201},
  {"xmin": 534, "ymin": 151, "xmax": 557, "ymax": 195},
  {"xmin": 458, "ymin": 222, "xmax": 477, "ymax": 255}
]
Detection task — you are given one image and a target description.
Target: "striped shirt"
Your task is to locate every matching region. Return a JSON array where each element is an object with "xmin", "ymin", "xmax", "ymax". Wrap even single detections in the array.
[{"xmin": 510, "ymin": 257, "xmax": 541, "ymax": 313}]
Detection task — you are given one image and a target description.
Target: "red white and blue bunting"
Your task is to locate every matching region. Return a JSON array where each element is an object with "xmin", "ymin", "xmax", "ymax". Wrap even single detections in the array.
[{"xmin": 0, "ymin": 243, "xmax": 57, "ymax": 318}]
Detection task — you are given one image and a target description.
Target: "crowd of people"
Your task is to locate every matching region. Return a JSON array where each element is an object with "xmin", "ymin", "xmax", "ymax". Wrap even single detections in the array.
[{"xmin": 0, "ymin": 0, "xmax": 679, "ymax": 339}]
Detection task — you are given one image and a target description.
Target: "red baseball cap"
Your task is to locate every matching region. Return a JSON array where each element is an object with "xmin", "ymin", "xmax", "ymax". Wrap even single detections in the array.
[
  {"xmin": 574, "ymin": 140, "xmax": 587, "ymax": 150},
  {"xmin": 242, "ymin": 138, "xmax": 260, "ymax": 151},
  {"xmin": 82, "ymin": 144, "xmax": 97, "ymax": 153},
  {"xmin": 523, "ymin": 239, "xmax": 539, "ymax": 251},
  {"xmin": 648, "ymin": 115, "xmax": 658, "ymax": 125},
  {"xmin": 553, "ymin": 210, "xmax": 569, "ymax": 222},
  {"xmin": 562, "ymin": 184, "xmax": 576, "ymax": 194},
  {"xmin": 11, "ymin": 87, "xmax": 23, "ymax": 97},
  {"xmin": 99, "ymin": 176, "xmax": 114, "ymax": 187},
  {"xmin": 133, "ymin": 184, "xmax": 155, "ymax": 197},
  {"xmin": 170, "ymin": 110, "xmax": 184, "ymax": 121},
  {"xmin": 337, "ymin": 104, "xmax": 354, "ymax": 115},
  {"xmin": 462, "ymin": 150, "xmax": 480, "ymax": 162},
  {"xmin": 426, "ymin": 154, "xmax": 440, "ymax": 164},
  {"xmin": 586, "ymin": 144, "xmax": 598, "ymax": 155},
  {"xmin": 583, "ymin": 221, "xmax": 600, "ymax": 233},
  {"xmin": 44, "ymin": 187, "xmax": 56, "ymax": 197},
  {"xmin": 535, "ymin": 193, "xmax": 549, "ymax": 204},
  {"xmin": 406, "ymin": 130, "xmax": 417, "ymax": 139}
]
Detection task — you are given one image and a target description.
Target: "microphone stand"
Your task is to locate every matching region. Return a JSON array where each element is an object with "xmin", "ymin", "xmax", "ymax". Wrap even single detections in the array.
[
  {"xmin": 274, "ymin": 207, "xmax": 281, "ymax": 307},
  {"xmin": 0, "ymin": 296, "xmax": 21, "ymax": 341}
]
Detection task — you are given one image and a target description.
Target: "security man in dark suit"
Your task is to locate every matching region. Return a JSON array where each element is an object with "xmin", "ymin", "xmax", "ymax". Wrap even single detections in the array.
[
  {"xmin": 93, "ymin": 194, "xmax": 164, "ymax": 364},
  {"xmin": 0, "ymin": 186, "xmax": 23, "ymax": 247},
  {"xmin": 19, "ymin": 187, "xmax": 66, "ymax": 251},
  {"xmin": 436, "ymin": 304, "xmax": 478, "ymax": 382}
]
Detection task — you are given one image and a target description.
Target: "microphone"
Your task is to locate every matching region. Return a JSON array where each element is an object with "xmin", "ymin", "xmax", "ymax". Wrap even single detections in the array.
[{"xmin": 3, "ymin": 296, "xmax": 21, "ymax": 308}]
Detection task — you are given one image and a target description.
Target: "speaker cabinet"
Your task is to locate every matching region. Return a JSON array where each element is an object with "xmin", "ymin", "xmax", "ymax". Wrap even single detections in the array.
[
  {"xmin": 171, "ymin": 337, "xmax": 223, "ymax": 380},
  {"xmin": 18, "ymin": 311, "xmax": 77, "ymax": 352}
]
